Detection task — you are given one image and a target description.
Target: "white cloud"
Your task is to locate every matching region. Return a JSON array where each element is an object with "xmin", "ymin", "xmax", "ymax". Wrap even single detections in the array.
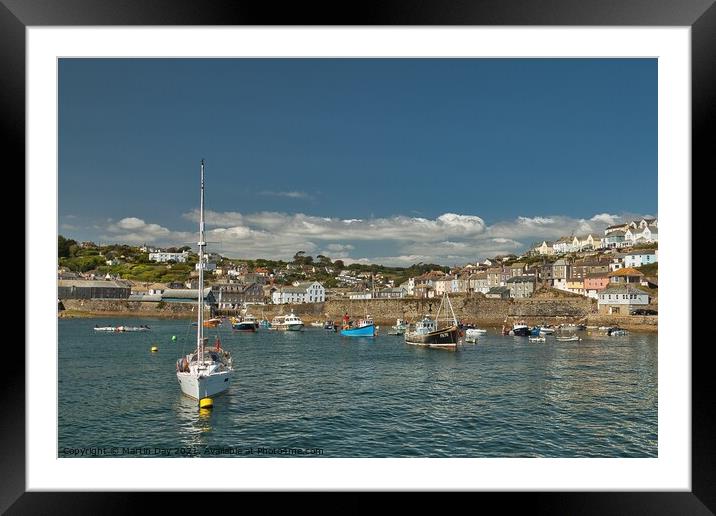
[
  {"xmin": 590, "ymin": 213, "xmax": 621, "ymax": 225},
  {"xmin": 259, "ymin": 191, "xmax": 312, "ymax": 199},
  {"xmin": 326, "ymin": 243, "xmax": 354, "ymax": 252},
  {"xmin": 102, "ymin": 217, "xmax": 190, "ymax": 244},
  {"xmin": 98, "ymin": 211, "xmax": 653, "ymax": 265}
]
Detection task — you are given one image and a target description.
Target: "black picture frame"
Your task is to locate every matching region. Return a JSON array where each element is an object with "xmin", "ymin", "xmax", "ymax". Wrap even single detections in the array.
[{"xmin": 6, "ymin": 0, "xmax": 710, "ymax": 511}]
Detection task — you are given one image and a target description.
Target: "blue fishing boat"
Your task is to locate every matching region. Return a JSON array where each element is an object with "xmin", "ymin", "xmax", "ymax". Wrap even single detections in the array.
[{"xmin": 340, "ymin": 316, "xmax": 376, "ymax": 337}]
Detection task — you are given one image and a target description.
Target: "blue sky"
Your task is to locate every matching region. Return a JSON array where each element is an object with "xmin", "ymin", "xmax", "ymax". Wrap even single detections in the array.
[{"xmin": 59, "ymin": 58, "xmax": 656, "ymax": 265}]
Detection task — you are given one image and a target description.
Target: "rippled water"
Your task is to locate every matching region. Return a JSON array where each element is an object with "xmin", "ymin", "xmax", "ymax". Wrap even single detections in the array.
[{"xmin": 58, "ymin": 318, "xmax": 657, "ymax": 457}]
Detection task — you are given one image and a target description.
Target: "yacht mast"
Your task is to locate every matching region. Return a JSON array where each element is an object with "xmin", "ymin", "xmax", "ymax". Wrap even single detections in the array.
[{"xmin": 197, "ymin": 159, "xmax": 206, "ymax": 362}]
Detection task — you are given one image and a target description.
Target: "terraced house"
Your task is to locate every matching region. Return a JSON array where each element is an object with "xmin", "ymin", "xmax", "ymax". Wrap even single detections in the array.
[{"xmin": 271, "ymin": 281, "xmax": 326, "ymax": 304}]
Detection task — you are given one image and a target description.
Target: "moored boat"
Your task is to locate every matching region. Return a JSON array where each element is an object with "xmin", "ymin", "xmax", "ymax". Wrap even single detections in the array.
[
  {"xmin": 175, "ymin": 160, "xmax": 233, "ymax": 402},
  {"xmin": 269, "ymin": 312, "xmax": 305, "ymax": 331},
  {"xmin": 203, "ymin": 317, "xmax": 222, "ymax": 328},
  {"xmin": 555, "ymin": 335, "xmax": 581, "ymax": 342},
  {"xmin": 94, "ymin": 325, "xmax": 150, "ymax": 332},
  {"xmin": 404, "ymin": 293, "xmax": 461, "ymax": 350},
  {"xmin": 464, "ymin": 328, "xmax": 484, "ymax": 343},
  {"xmin": 340, "ymin": 315, "xmax": 376, "ymax": 337},
  {"xmin": 232, "ymin": 314, "xmax": 259, "ymax": 332},
  {"xmin": 529, "ymin": 336, "xmax": 546, "ymax": 343},
  {"xmin": 387, "ymin": 318, "xmax": 407, "ymax": 335}
]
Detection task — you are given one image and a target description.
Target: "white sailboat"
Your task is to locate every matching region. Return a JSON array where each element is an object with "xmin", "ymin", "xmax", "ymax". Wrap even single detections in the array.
[{"xmin": 176, "ymin": 160, "xmax": 233, "ymax": 402}]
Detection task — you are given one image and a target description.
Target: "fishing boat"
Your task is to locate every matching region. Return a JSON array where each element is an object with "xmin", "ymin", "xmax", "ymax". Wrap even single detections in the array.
[
  {"xmin": 175, "ymin": 160, "xmax": 233, "ymax": 402},
  {"xmin": 404, "ymin": 293, "xmax": 461, "ymax": 350},
  {"xmin": 387, "ymin": 318, "xmax": 408, "ymax": 336},
  {"xmin": 269, "ymin": 312, "xmax": 305, "ymax": 331},
  {"xmin": 555, "ymin": 335, "xmax": 581, "ymax": 342},
  {"xmin": 529, "ymin": 335, "xmax": 546, "ymax": 343},
  {"xmin": 502, "ymin": 320, "xmax": 530, "ymax": 336},
  {"xmin": 340, "ymin": 315, "xmax": 376, "ymax": 337},
  {"xmin": 232, "ymin": 314, "xmax": 259, "ymax": 332}
]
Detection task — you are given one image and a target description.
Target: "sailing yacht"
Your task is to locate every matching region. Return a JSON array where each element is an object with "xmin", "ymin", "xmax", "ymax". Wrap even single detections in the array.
[
  {"xmin": 404, "ymin": 293, "xmax": 461, "ymax": 350},
  {"xmin": 176, "ymin": 160, "xmax": 233, "ymax": 401}
]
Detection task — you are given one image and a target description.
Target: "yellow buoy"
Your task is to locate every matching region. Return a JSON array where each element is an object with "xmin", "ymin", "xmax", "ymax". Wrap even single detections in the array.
[
  {"xmin": 199, "ymin": 397, "xmax": 213, "ymax": 409},
  {"xmin": 150, "ymin": 346, "xmax": 159, "ymax": 352}
]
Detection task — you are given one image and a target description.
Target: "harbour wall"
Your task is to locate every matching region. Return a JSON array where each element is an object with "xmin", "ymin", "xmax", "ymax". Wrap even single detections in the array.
[
  {"xmin": 60, "ymin": 299, "xmax": 197, "ymax": 319},
  {"xmin": 60, "ymin": 295, "xmax": 598, "ymax": 326}
]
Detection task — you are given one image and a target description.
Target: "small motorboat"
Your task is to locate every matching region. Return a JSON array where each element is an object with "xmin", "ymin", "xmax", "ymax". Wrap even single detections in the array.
[
  {"xmin": 387, "ymin": 318, "xmax": 408, "ymax": 336},
  {"xmin": 529, "ymin": 336, "xmax": 546, "ymax": 343},
  {"xmin": 464, "ymin": 328, "xmax": 485, "ymax": 343},
  {"xmin": 555, "ymin": 335, "xmax": 581, "ymax": 342},
  {"xmin": 203, "ymin": 318, "xmax": 223, "ymax": 328},
  {"xmin": 606, "ymin": 327, "xmax": 629, "ymax": 336}
]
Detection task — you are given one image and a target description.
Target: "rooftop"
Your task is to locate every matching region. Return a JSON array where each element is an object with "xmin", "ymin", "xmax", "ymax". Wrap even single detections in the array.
[
  {"xmin": 600, "ymin": 285, "xmax": 650, "ymax": 296},
  {"xmin": 608, "ymin": 267, "xmax": 645, "ymax": 277},
  {"xmin": 58, "ymin": 279, "xmax": 131, "ymax": 289},
  {"xmin": 506, "ymin": 275, "xmax": 536, "ymax": 283}
]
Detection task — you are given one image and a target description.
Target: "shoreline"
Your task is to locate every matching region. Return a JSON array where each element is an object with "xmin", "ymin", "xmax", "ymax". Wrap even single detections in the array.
[{"xmin": 58, "ymin": 309, "xmax": 658, "ymax": 333}]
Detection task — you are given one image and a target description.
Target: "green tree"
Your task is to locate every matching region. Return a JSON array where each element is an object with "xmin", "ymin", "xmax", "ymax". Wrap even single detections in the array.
[{"xmin": 58, "ymin": 235, "xmax": 76, "ymax": 258}]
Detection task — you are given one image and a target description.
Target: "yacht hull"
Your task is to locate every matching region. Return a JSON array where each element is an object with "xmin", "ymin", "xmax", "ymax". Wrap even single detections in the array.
[{"xmin": 177, "ymin": 370, "xmax": 232, "ymax": 400}]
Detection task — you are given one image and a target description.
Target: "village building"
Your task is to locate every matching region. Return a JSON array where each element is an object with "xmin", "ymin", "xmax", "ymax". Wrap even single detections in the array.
[
  {"xmin": 271, "ymin": 281, "xmax": 326, "ymax": 304},
  {"xmin": 597, "ymin": 285, "xmax": 650, "ymax": 314},
  {"xmin": 506, "ymin": 276, "xmax": 535, "ymax": 299}
]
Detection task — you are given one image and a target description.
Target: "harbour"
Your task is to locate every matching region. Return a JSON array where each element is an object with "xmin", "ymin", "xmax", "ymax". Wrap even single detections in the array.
[{"xmin": 59, "ymin": 317, "xmax": 658, "ymax": 458}]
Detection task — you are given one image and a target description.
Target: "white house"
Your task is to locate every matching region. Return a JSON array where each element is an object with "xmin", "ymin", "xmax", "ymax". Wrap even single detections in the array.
[
  {"xmin": 149, "ymin": 251, "xmax": 189, "ymax": 263},
  {"xmin": 598, "ymin": 285, "xmax": 650, "ymax": 314},
  {"xmin": 624, "ymin": 250, "xmax": 658, "ymax": 268},
  {"xmin": 400, "ymin": 277, "xmax": 415, "ymax": 296},
  {"xmin": 534, "ymin": 241, "xmax": 555, "ymax": 256},
  {"xmin": 609, "ymin": 254, "xmax": 626, "ymax": 272},
  {"xmin": 553, "ymin": 237, "xmax": 576, "ymax": 254},
  {"xmin": 271, "ymin": 281, "xmax": 325, "ymax": 304}
]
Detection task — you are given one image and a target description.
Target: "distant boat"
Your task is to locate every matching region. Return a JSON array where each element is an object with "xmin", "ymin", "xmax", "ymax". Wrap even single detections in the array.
[
  {"xmin": 340, "ymin": 315, "xmax": 376, "ymax": 337},
  {"xmin": 323, "ymin": 320, "xmax": 337, "ymax": 331},
  {"xmin": 232, "ymin": 314, "xmax": 258, "ymax": 332},
  {"xmin": 387, "ymin": 318, "xmax": 407, "ymax": 336},
  {"xmin": 464, "ymin": 328, "xmax": 484, "ymax": 343},
  {"xmin": 404, "ymin": 293, "xmax": 460, "ymax": 350},
  {"xmin": 94, "ymin": 325, "xmax": 150, "ymax": 332},
  {"xmin": 529, "ymin": 336, "xmax": 546, "ymax": 343},
  {"xmin": 258, "ymin": 319, "xmax": 271, "ymax": 329},
  {"xmin": 310, "ymin": 321, "xmax": 324, "ymax": 328},
  {"xmin": 555, "ymin": 335, "xmax": 581, "ymax": 342},
  {"xmin": 203, "ymin": 318, "xmax": 222, "ymax": 328},
  {"xmin": 502, "ymin": 321, "xmax": 530, "ymax": 336},
  {"xmin": 606, "ymin": 327, "xmax": 629, "ymax": 336},
  {"xmin": 269, "ymin": 312, "xmax": 304, "ymax": 331}
]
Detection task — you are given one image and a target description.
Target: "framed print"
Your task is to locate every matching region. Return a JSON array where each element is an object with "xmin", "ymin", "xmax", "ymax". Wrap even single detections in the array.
[{"xmin": 6, "ymin": 0, "xmax": 711, "ymax": 511}]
